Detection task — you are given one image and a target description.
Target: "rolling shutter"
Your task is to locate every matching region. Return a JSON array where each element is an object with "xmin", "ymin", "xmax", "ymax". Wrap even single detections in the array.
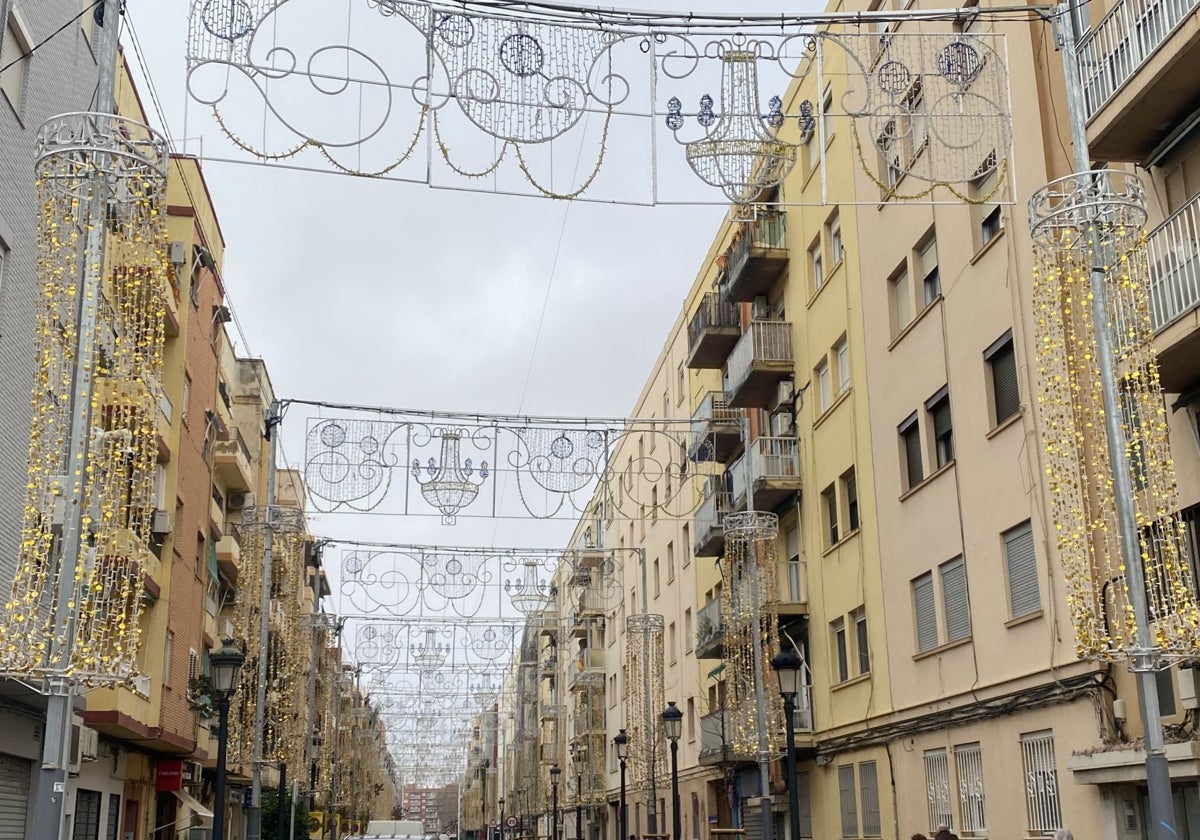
[
  {"xmin": 0, "ymin": 754, "xmax": 31, "ymax": 840},
  {"xmin": 913, "ymin": 573, "xmax": 938, "ymax": 652},
  {"xmin": 988, "ymin": 337, "xmax": 1019, "ymax": 423},
  {"xmin": 1005, "ymin": 522, "xmax": 1040, "ymax": 618},
  {"xmin": 940, "ymin": 557, "xmax": 971, "ymax": 641}
]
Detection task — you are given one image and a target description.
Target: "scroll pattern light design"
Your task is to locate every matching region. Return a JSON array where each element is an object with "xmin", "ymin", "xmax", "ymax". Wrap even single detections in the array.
[
  {"xmin": 229, "ymin": 506, "xmax": 310, "ymax": 781},
  {"xmin": 353, "ymin": 620, "xmax": 519, "ymax": 673},
  {"xmin": 186, "ymin": 0, "xmax": 1012, "ymax": 205},
  {"xmin": 624, "ymin": 612, "xmax": 665, "ymax": 789},
  {"xmin": 0, "ymin": 113, "xmax": 169, "ymax": 684},
  {"xmin": 303, "ymin": 411, "xmax": 702, "ymax": 522},
  {"xmin": 722, "ymin": 513, "xmax": 783, "ymax": 757},
  {"xmin": 1029, "ymin": 170, "xmax": 1200, "ymax": 660}
]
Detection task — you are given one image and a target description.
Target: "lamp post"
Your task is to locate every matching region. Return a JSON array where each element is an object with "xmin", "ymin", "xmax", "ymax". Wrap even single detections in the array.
[
  {"xmin": 551, "ymin": 766, "xmax": 561, "ymax": 840},
  {"xmin": 770, "ymin": 650, "xmax": 803, "ymax": 840},
  {"xmin": 614, "ymin": 730, "xmax": 628, "ymax": 840},
  {"xmin": 210, "ymin": 639, "xmax": 247, "ymax": 840},
  {"xmin": 661, "ymin": 703, "xmax": 683, "ymax": 840},
  {"xmin": 570, "ymin": 743, "xmax": 585, "ymax": 840},
  {"xmin": 499, "ymin": 797, "xmax": 506, "ymax": 840}
]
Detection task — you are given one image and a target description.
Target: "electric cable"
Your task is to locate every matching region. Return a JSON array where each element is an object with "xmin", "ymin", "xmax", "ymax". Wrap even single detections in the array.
[{"xmin": 0, "ymin": 0, "xmax": 103, "ymax": 75}]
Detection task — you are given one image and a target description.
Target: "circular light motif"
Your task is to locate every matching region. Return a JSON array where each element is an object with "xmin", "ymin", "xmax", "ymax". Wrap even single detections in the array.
[
  {"xmin": 446, "ymin": 558, "xmax": 464, "ymax": 575},
  {"xmin": 437, "ymin": 13, "xmax": 475, "ymax": 47},
  {"xmin": 201, "ymin": 0, "xmax": 254, "ymax": 41},
  {"xmin": 937, "ymin": 41, "xmax": 983, "ymax": 87},
  {"xmin": 320, "ymin": 422, "xmax": 347, "ymax": 448},
  {"xmin": 877, "ymin": 60, "xmax": 912, "ymax": 95},
  {"xmin": 499, "ymin": 33, "xmax": 545, "ymax": 78},
  {"xmin": 360, "ymin": 434, "xmax": 379, "ymax": 455},
  {"xmin": 550, "ymin": 435, "xmax": 574, "ymax": 459}
]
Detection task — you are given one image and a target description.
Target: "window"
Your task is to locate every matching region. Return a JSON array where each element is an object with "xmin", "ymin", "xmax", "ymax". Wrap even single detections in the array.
[
  {"xmin": 164, "ymin": 631, "xmax": 174, "ymax": 685},
  {"xmin": 972, "ymin": 151, "xmax": 1003, "ymax": 248},
  {"xmin": 821, "ymin": 90, "xmax": 834, "ymax": 144},
  {"xmin": 816, "ymin": 358, "xmax": 832, "ymax": 413},
  {"xmin": 838, "ymin": 765, "xmax": 859, "ymax": 837},
  {"xmin": 859, "ymin": 761, "xmax": 881, "ymax": 836},
  {"xmin": 985, "ymin": 331, "xmax": 1019, "ymax": 425},
  {"xmin": 666, "ymin": 541, "xmax": 675, "ymax": 582},
  {"xmin": 880, "ymin": 120, "xmax": 902, "ymax": 189},
  {"xmin": 1020, "ymin": 731, "xmax": 1062, "ymax": 833},
  {"xmin": 890, "ymin": 263, "xmax": 912, "ymax": 334},
  {"xmin": 682, "ymin": 524, "xmax": 691, "ymax": 567},
  {"xmin": 188, "ymin": 648, "xmax": 199, "ymax": 683},
  {"xmin": 904, "ymin": 77, "xmax": 928, "ymax": 161},
  {"xmin": 669, "ymin": 621, "xmax": 677, "ymax": 664},
  {"xmin": 652, "ymin": 486, "xmax": 659, "ymax": 522},
  {"xmin": 926, "ymin": 388, "xmax": 953, "ymax": 468},
  {"xmin": 844, "ymin": 469, "xmax": 860, "ymax": 533},
  {"xmin": 686, "ymin": 697, "xmax": 696, "ymax": 741},
  {"xmin": 785, "ymin": 523, "xmax": 803, "ymax": 602},
  {"xmin": 653, "ymin": 559, "xmax": 661, "ymax": 597},
  {"xmin": 73, "ymin": 789, "xmax": 102, "ymax": 840},
  {"xmin": 913, "ymin": 572, "xmax": 938, "ymax": 653},
  {"xmin": 832, "ymin": 617, "xmax": 849, "ymax": 682},
  {"xmin": 796, "ymin": 772, "xmax": 813, "ymax": 838},
  {"xmin": 924, "ymin": 749, "xmax": 953, "ymax": 832},
  {"xmin": 835, "ymin": 337, "xmax": 850, "ymax": 394},
  {"xmin": 182, "ymin": 374, "xmax": 192, "ymax": 425},
  {"xmin": 684, "ymin": 608, "xmax": 693, "ymax": 652},
  {"xmin": 1, "ymin": 9, "xmax": 33, "ymax": 117},
  {"xmin": 829, "ymin": 213, "xmax": 844, "ymax": 266},
  {"xmin": 918, "ymin": 234, "xmax": 940, "ymax": 304},
  {"xmin": 955, "ymin": 743, "xmax": 986, "ymax": 834},
  {"xmin": 822, "ymin": 483, "xmax": 839, "ymax": 547},
  {"xmin": 940, "ymin": 556, "xmax": 971, "ymax": 642},
  {"xmin": 1003, "ymin": 520, "xmax": 1040, "ymax": 618},
  {"xmin": 853, "ymin": 607, "xmax": 870, "ymax": 674},
  {"xmin": 107, "ymin": 793, "xmax": 121, "ymax": 840},
  {"xmin": 899, "ymin": 413, "xmax": 923, "ymax": 490},
  {"xmin": 810, "ymin": 240, "xmax": 824, "ymax": 291},
  {"xmin": 677, "ymin": 362, "xmax": 686, "ymax": 403}
]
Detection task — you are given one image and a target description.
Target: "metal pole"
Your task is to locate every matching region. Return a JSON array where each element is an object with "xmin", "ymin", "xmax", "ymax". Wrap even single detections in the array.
[
  {"xmin": 637, "ymin": 549, "xmax": 658, "ymax": 837},
  {"xmin": 250, "ymin": 401, "xmax": 282, "ymax": 840},
  {"xmin": 1053, "ymin": 8, "xmax": 1176, "ymax": 839},
  {"xmin": 741, "ymin": 420, "xmax": 773, "ymax": 840},
  {"xmin": 277, "ymin": 761, "xmax": 288, "ymax": 840},
  {"xmin": 304, "ymin": 554, "xmax": 325, "ymax": 812},
  {"xmin": 552, "ymin": 777, "xmax": 559, "ymax": 840},
  {"xmin": 214, "ymin": 695, "xmax": 233, "ymax": 840},
  {"xmin": 618, "ymin": 759, "xmax": 627, "ymax": 840},
  {"xmin": 331, "ymin": 623, "xmax": 345, "ymax": 840},
  {"xmin": 781, "ymin": 695, "xmax": 800, "ymax": 840},
  {"xmin": 576, "ymin": 773, "xmax": 583, "ymax": 840},
  {"xmin": 668, "ymin": 740, "xmax": 680, "ymax": 840},
  {"xmin": 291, "ymin": 779, "xmax": 299, "ymax": 840},
  {"xmin": 30, "ymin": 3, "xmax": 122, "ymax": 838}
]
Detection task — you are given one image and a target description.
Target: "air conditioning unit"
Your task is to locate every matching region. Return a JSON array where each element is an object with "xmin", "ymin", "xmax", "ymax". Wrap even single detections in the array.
[
  {"xmin": 219, "ymin": 617, "xmax": 235, "ymax": 639},
  {"xmin": 752, "ymin": 295, "xmax": 770, "ymax": 319},
  {"xmin": 182, "ymin": 760, "xmax": 202, "ymax": 784},
  {"xmin": 770, "ymin": 410, "xmax": 795, "ymax": 438},
  {"xmin": 169, "ymin": 241, "xmax": 188, "ymax": 266},
  {"xmin": 1180, "ymin": 667, "xmax": 1200, "ymax": 710},
  {"xmin": 151, "ymin": 509, "xmax": 172, "ymax": 535},
  {"xmin": 132, "ymin": 674, "xmax": 152, "ymax": 697},
  {"xmin": 79, "ymin": 726, "xmax": 99, "ymax": 762},
  {"xmin": 228, "ymin": 492, "xmax": 251, "ymax": 510},
  {"xmin": 773, "ymin": 380, "xmax": 795, "ymax": 410}
]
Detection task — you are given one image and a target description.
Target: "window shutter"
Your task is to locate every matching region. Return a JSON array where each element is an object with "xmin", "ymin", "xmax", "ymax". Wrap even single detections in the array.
[
  {"xmin": 940, "ymin": 556, "xmax": 971, "ymax": 641},
  {"xmin": 1005, "ymin": 522, "xmax": 1040, "ymax": 617},
  {"xmin": 933, "ymin": 400, "xmax": 952, "ymax": 439},
  {"xmin": 902, "ymin": 419, "xmax": 923, "ymax": 488},
  {"xmin": 991, "ymin": 342, "xmax": 1019, "ymax": 422},
  {"xmin": 913, "ymin": 572, "xmax": 938, "ymax": 652},
  {"xmin": 859, "ymin": 761, "xmax": 881, "ymax": 836},
  {"xmin": 838, "ymin": 764, "xmax": 858, "ymax": 837}
]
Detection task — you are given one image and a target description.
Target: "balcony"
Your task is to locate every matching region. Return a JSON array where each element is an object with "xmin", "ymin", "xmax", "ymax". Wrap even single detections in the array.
[
  {"xmin": 567, "ymin": 648, "xmax": 605, "ymax": 691},
  {"xmin": 1077, "ymin": 0, "xmax": 1200, "ymax": 161},
  {"xmin": 694, "ymin": 479, "xmax": 731, "ymax": 558},
  {"xmin": 687, "ymin": 292, "xmax": 741, "ymax": 369},
  {"xmin": 689, "ymin": 392, "xmax": 743, "ymax": 463},
  {"xmin": 695, "ymin": 596, "xmax": 726, "ymax": 659},
  {"xmin": 723, "ymin": 213, "xmax": 789, "ymax": 303},
  {"xmin": 216, "ymin": 532, "xmax": 241, "ymax": 580},
  {"xmin": 698, "ymin": 710, "xmax": 755, "ymax": 766},
  {"xmin": 1149, "ymin": 189, "xmax": 1200, "ymax": 390},
  {"xmin": 539, "ymin": 704, "xmax": 565, "ymax": 722},
  {"xmin": 726, "ymin": 321, "xmax": 794, "ymax": 408},
  {"xmin": 540, "ymin": 655, "xmax": 559, "ymax": 678},
  {"xmin": 213, "ymin": 431, "xmax": 254, "ymax": 492},
  {"xmin": 729, "ymin": 437, "xmax": 802, "ymax": 512}
]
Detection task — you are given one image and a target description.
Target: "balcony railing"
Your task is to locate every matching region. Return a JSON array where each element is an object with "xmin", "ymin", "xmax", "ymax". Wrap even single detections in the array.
[
  {"xmin": 1149, "ymin": 190, "xmax": 1200, "ymax": 331},
  {"xmin": 695, "ymin": 481, "xmax": 731, "ymax": 557},
  {"xmin": 1077, "ymin": 0, "xmax": 1200, "ymax": 121},
  {"xmin": 692, "ymin": 391, "xmax": 742, "ymax": 430},
  {"xmin": 688, "ymin": 292, "xmax": 740, "ymax": 348},
  {"xmin": 696, "ymin": 596, "xmax": 724, "ymax": 650},
  {"xmin": 690, "ymin": 391, "xmax": 742, "ymax": 461},
  {"xmin": 727, "ymin": 321, "xmax": 793, "ymax": 397},
  {"xmin": 748, "ymin": 436, "xmax": 801, "ymax": 481},
  {"xmin": 727, "ymin": 212, "xmax": 787, "ymax": 283}
]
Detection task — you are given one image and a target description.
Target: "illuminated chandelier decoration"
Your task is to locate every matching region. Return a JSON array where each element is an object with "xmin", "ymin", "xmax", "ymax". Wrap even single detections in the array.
[
  {"xmin": 668, "ymin": 44, "xmax": 796, "ymax": 204},
  {"xmin": 352, "ymin": 619, "xmax": 520, "ymax": 673},
  {"xmin": 413, "ymin": 428, "xmax": 490, "ymax": 524},
  {"xmin": 0, "ymin": 113, "xmax": 170, "ymax": 684},
  {"xmin": 412, "ymin": 627, "xmax": 450, "ymax": 671},
  {"xmin": 1028, "ymin": 170, "xmax": 1200, "ymax": 661},
  {"xmin": 624, "ymin": 612, "xmax": 665, "ymax": 789},
  {"xmin": 184, "ymin": 0, "xmax": 1014, "ymax": 206},
  {"xmin": 504, "ymin": 559, "xmax": 556, "ymax": 616}
]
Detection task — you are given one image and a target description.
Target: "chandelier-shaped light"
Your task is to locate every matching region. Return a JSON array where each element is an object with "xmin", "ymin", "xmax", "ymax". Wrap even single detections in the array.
[
  {"xmin": 412, "ymin": 627, "xmax": 450, "ymax": 671},
  {"xmin": 668, "ymin": 46, "xmax": 798, "ymax": 204},
  {"xmin": 504, "ymin": 559, "xmax": 554, "ymax": 616},
  {"xmin": 412, "ymin": 428, "xmax": 489, "ymax": 524}
]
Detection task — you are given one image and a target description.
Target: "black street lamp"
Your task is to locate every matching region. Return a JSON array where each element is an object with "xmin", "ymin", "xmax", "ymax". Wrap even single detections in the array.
[
  {"xmin": 499, "ymin": 797, "xmax": 506, "ymax": 840},
  {"xmin": 614, "ymin": 730, "xmax": 628, "ymax": 840},
  {"xmin": 661, "ymin": 703, "xmax": 683, "ymax": 840},
  {"xmin": 771, "ymin": 649, "xmax": 804, "ymax": 840},
  {"xmin": 570, "ymin": 743, "xmax": 586, "ymax": 840},
  {"xmin": 550, "ymin": 766, "xmax": 561, "ymax": 840},
  {"xmin": 210, "ymin": 639, "xmax": 246, "ymax": 840}
]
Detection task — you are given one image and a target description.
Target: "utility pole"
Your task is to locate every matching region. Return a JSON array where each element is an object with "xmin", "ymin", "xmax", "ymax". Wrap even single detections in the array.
[
  {"xmin": 249, "ymin": 401, "xmax": 282, "ymax": 840},
  {"xmin": 636, "ymin": 548, "xmax": 658, "ymax": 838},
  {"xmin": 1052, "ymin": 6, "xmax": 1176, "ymax": 839},
  {"xmin": 28, "ymin": 2, "xmax": 122, "ymax": 837}
]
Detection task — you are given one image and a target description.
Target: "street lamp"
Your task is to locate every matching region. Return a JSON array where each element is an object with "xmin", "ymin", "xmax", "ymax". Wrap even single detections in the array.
[
  {"xmin": 614, "ymin": 730, "xmax": 628, "ymax": 840},
  {"xmin": 771, "ymin": 649, "xmax": 803, "ymax": 840},
  {"xmin": 210, "ymin": 639, "xmax": 246, "ymax": 840},
  {"xmin": 499, "ymin": 797, "xmax": 506, "ymax": 840},
  {"xmin": 570, "ymin": 743, "xmax": 585, "ymax": 840},
  {"xmin": 550, "ymin": 766, "xmax": 561, "ymax": 840},
  {"xmin": 661, "ymin": 703, "xmax": 683, "ymax": 840}
]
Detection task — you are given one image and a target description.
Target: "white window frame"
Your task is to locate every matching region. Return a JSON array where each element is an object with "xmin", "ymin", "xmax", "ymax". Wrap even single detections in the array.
[{"xmin": 836, "ymin": 338, "xmax": 850, "ymax": 394}]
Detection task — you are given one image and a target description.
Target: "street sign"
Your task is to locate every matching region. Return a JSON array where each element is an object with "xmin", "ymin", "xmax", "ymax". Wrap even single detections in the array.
[{"xmin": 506, "ymin": 817, "xmax": 519, "ymax": 828}]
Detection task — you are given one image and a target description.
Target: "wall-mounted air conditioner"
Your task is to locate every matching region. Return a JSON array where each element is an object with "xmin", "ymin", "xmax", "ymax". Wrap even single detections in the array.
[{"xmin": 151, "ymin": 509, "xmax": 172, "ymax": 535}]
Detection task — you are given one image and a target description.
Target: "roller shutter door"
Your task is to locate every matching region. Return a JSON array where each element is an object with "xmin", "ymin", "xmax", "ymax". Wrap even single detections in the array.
[{"xmin": 0, "ymin": 753, "xmax": 31, "ymax": 840}]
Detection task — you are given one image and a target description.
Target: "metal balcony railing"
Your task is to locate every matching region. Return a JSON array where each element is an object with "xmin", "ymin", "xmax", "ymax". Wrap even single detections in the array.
[
  {"xmin": 688, "ymin": 292, "xmax": 740, "ymax": 347},
  {"xmin": 727, "ymin": 321, "xmax": 793, "ymax": 396},
  {"xmin": 1077, "ymin": 0, "xmax": 1200, "ymax": 120},
  {"xmin": 748, "ymin": 436, "xmax": 801, "ymax": 481},
  {"xmin": 727, "ymin": 212, "xmax": 788, "ymax": 282},
  {"xmin": 1148, "ymin": 190, "xmax": 1200, "ymax": 331},
  {"xmin": 696, "ymin": 597, "xmax": 724, "ymax": 649},
  {"xmin": 692, "ymin": 391, "xmax": 742, "ymax": 430}
]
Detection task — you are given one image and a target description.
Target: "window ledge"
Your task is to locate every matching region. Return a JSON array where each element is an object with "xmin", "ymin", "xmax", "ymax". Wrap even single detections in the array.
[
  {"xmin": 898, "ymin": 459, "xmax": 954, "ymax": 502},
  {"xmin": 821, "ymin": 528, "xmax": 862, "ymax": 558},
  {"xmin": 1005, "ymin": 609, "xmax": 1043, "ymax": 629},
  {"xmin": 806, "ymin": 273, "xmax": 835, "ymax": 309},
  {"xmin": 985, "ymin": 410, "xmax": 1023, "ymax": 439},
  {"xmin": 887, "ymin": 294, "xmax": 942, "ymax": 351},
  {"xmin": 831, "ymin": 671, "xmax": 871, "ymax": 692},
  {"xmin": 913, "ymin": 635, "xmax": 972, "ymax": 661},
  {"xmin": 969, "ymin": 227, "xmax": 1006, "ymax": 265},
  {"xmin": 813, "ymin": 387, "xmax": 853, "ymax": 429}
]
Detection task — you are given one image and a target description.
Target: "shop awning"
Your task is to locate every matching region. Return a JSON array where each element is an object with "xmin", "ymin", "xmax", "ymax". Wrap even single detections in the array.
[{"xmin": 173, "ymin": 789, "xmax": 214, "ymax": 821}]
